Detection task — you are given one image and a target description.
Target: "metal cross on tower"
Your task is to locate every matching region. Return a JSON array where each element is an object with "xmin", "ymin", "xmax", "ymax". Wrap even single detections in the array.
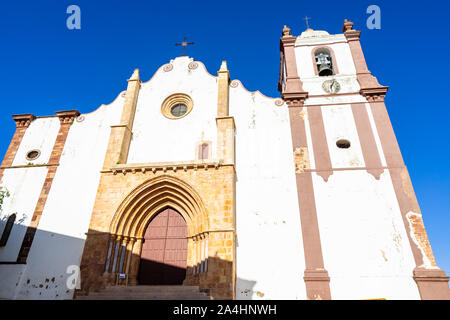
[{"xmin": 175, "ymin": 37, "xmax": 194, "ymax": 56}]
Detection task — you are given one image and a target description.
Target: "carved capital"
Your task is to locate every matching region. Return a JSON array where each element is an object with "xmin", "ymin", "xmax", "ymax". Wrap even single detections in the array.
[
  {"xmin": 12, "ymin": 114, "xmax": 35, "ymax": 128},
  {"xmin": 280, "ymin": 35, "xmax": 296, "ymax": 48},
  {"xmin": 283, "ymin": 92, "xmax": 308, "ymax": 108},
  {"xmin": 345, "ymin": 30, "xmax": 361, "ymax": 41},
  {"xmin": 55, "ymin": 110, "xmax": 80, "ymax": 125},
  {"xmin": 360, "ymin": 86, "xmax": 389, "ymax": 102}
]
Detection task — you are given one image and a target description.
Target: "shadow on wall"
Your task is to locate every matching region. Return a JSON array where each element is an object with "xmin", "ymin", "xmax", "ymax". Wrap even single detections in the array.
[
  {"xmin": 0, "ymin": 221, "xmax": 262, "ymax": 300},
  {"xmin": 236, "ymin": 278, "xmax": 258, "ymax": 300},
  {"xmin": 77, "ymin": 228, "xmax": 239, "ymax": 300},
  {"xmin": 138, "ymin": 259, "xmax": 187, "ymax": 285},
  {"xmin": 0, "ymin": 221, "xmax": 86, "ymax": 300}
]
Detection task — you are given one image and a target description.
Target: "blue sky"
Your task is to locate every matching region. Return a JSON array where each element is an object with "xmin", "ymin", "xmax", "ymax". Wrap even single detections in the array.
[{"xmin": 0, "ymin": 1, "xmax": 449, "ymax": 275}]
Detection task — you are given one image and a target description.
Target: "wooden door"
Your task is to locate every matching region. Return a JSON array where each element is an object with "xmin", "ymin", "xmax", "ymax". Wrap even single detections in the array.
[{"xmin": 138, "ymin": 208, "xmax": 188, "ymax": 285}]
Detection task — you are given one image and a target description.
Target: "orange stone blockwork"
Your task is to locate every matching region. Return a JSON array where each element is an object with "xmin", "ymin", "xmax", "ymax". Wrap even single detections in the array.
[{"xmin": 79, "ymin": 164, "xmax": 236, "ymax": 299}]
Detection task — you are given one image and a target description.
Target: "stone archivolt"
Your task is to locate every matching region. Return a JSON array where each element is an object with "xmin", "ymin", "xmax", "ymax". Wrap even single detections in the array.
[{"xmin": 110, "ymin": 175, "xmax": 209, "ymax": 239}]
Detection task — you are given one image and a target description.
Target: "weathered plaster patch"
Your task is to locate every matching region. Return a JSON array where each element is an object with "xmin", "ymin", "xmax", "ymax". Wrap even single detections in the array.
[
  {"xmin": 380, "ymin": 250, "xmax": 388, "ymax": 262},
  {"xmin": 299, "ymin": 109, "xmax": 308, "ymax": 120},
  {"xmin": 406, "ymin": 211, "xmax": 437, "ymax": 268},
  {"xmin": 400, "ymin": 168, "xmax": 420, "ymax": 213},
  {"xmin": 294, "ymin": 147, "xmax": 310, "ymax": 173}
]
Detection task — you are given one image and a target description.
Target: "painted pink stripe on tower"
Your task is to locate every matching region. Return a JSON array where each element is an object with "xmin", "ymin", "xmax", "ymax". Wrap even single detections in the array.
[
  {"xmin": 351, "ymin": 103, "xmax": 383, "ymax": 179},
  {"xmin": 308, "ymin": 106, "xmax": 333, "ymax": 182}
]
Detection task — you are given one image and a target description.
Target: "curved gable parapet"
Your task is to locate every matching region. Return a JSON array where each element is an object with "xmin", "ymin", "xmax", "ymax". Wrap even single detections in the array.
[
  {"xmin": 229, "ymin": 79, "xmax": 286, "ymax": 108},
  {"xmin": 140, "ymin": 57, "xmax": 217, "ymax": 88},
  {"xmin": 80, "ymin": 90, "xmax": 127, "ymax": 117}
]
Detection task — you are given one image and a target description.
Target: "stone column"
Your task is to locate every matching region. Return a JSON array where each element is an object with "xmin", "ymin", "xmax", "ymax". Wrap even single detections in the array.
[
  {"xmin": 128, "ymin": 237, "xmax": 143, "ymax": 285},
  {"xmin": 200, "ymin": 230, "xmax": 235, "ymax": 299},
  {"xmin": 125, "ymin": 237, "xmax": 136, "ymax": 276},
  {"xmin": 112, "ymin": 235, "xmax": 122, "ymax": 274},
  {"xmin": 184, "ymin": 237, "xmax": 195, "ymax": 284}
]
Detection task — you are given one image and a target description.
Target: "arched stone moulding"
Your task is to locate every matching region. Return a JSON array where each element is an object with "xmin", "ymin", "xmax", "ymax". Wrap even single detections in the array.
[
  {"xmin": 110, "ymin": 175, "xmax": 209, "ymax": 239},
  {"xmin": 103, "ymin": 175, "xmax": 213, "ymax": 286}
]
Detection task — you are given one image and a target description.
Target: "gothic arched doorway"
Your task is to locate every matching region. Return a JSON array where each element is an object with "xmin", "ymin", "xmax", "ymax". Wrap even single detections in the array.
[{"xmin": 138, "ymin": 207, "xmax": 188, "ymax": 285}]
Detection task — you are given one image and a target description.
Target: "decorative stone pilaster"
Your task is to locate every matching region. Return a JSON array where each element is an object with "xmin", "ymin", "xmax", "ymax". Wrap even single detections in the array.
[
  {"xmin": 216, "ymin": 61, "xmax": 236, "ymax": 166},
  {"xmin": 342, "ymin": 19, "xmax": 389, "ymax": 98},
  {"xmin": 17, "ymin": 110, "xmax": 79, "ymax": 263},
  {"xmin": 366, "ymin": 78, "xmax": 449, "ymax": 299},
  {"xmin": 216, "ymin": 117, "xmax": 235, "ymax": 165},
  {"xmin": 103, "ymin": 69, "xmax": 141, "ymax": 169},
  {"xmin": 217, "ymin": 61, "xmax": 229, "ymax": 117},
  {"xmin": 280, "ymin": 26, "xmax": 331, "ymax": 300},
  {"xmin": 0, "ymin": 114, "xmax": 35, "ymax": 182}
]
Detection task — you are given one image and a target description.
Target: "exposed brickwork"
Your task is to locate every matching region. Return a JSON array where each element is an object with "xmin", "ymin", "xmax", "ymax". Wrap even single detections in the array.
[
  {"xmin": 16, "ymin": 110, "xmax": 79, "ymax": 263},
  {"xmin": 294, "ymin": 147, "xmax": 310, "ymax": 173}
]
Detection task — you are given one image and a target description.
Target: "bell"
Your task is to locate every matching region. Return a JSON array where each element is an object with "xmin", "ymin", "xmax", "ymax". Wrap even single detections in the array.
[{"xmin": 318, "ymin": 63, "xmax": 333, "ymax": 76}]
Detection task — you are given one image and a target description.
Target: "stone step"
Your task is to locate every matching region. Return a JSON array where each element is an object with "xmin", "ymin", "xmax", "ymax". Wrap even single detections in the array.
[
  {"xmin": 76, "ymin": 285, "xmax": 212, "ymax": 300},
  {"xmin": 87, "ymin": 291, "xmax": 209, "ymax": 297},
  {"xmin": 77, "ymin": 295, "xmax": 211, "ymax": 300},
  {"xmin": 103, "ymin": 285, "xmax": 201, "ymax": 292},
  {"xmin": 77, "ymin": 294, "xmax": 211, "ymax": 300}
]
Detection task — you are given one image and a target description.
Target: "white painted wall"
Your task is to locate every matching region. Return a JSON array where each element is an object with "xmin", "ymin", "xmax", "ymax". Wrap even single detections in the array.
[
  {"xmin": 0, "ymin": 92, "xmax": 124, "ymax": 299},
  {"xmin": 294, "ymin": 33, "xmax": 360, "ymax": 96},
  {"xmin": 231, "ymin": 82, "xmax": 307, "ymax": 300},
  {"xmin": 294, "ymin": 31, "xmax": 421, "ymax": 299},
  {"xmin": 0, "ymin": 167, "xmax": 48, "ymax": 262},
  {"xmin": 321, "ymin": 104, "xmax": 365, "ymax": 168},
  {"xmin": 127, "ymin": 57, "xmax": 218, "ymax": 164},
  {"xmin": 312, "ymin": 170, "xmax": 420, "ymax": 300},
  {"xmin": 12, "ymin": 118, "xmax": 60, "ymax": 166}
]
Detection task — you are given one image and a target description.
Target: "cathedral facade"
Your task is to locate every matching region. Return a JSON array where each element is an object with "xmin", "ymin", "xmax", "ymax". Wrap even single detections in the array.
[{"xmin": 0, "ymin": 20, "xmax": 448, "ymax": 300}]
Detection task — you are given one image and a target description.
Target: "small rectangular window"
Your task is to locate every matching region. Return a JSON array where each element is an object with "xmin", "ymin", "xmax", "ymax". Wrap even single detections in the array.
[{"xmin": 198, "ymin": 143, "xmax": 209, "ymax": 160}]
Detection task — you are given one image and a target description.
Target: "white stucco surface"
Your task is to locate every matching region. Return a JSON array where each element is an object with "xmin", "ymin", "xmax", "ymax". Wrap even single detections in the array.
[
  {"xmin": 128, "ymin": 57, "xmax": 218, "ymax": 164},
  {"xmin": 294, "ymin": 38, "xmax": 359, "ymax": 96},
  {"xmin": 312, "ymin": 170, "xmax": 421, "ymax": 299},
  {"xmin": 0, "ymin": 167, "xmax": 48, "ymax": 262},
  {"xmin": 0, "ymin": 93, "xmax": 123, "ymax": 299},
  {"xmin": 12, "ymin": 118, "xmax": 60, "ymax": 166},
  {"xmin": 230, "ymin": 83, "xmax": 307, "ymax": 300},
  {"xmin": 321, "ymin": 104, "xmax": 365, "ymax": 168},
  {"xmin": 0, "ymin": 41, "xmax": 430, "ymax": 300}
]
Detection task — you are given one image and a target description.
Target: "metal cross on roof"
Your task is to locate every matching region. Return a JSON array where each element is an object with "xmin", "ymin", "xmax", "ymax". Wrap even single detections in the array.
[
  {"xmin": 304, "ymin": 16, "xmax": 312, "ymax": 29},
  {"xmin": 175, "ymin": 37, "xmax": 194, "ymax": 56}
]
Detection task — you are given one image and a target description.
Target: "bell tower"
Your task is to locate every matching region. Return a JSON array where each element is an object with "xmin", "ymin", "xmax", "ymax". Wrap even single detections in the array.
[{"xmin": 279, "ymin": 20, "xmax": 449, "ymax": 300}]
